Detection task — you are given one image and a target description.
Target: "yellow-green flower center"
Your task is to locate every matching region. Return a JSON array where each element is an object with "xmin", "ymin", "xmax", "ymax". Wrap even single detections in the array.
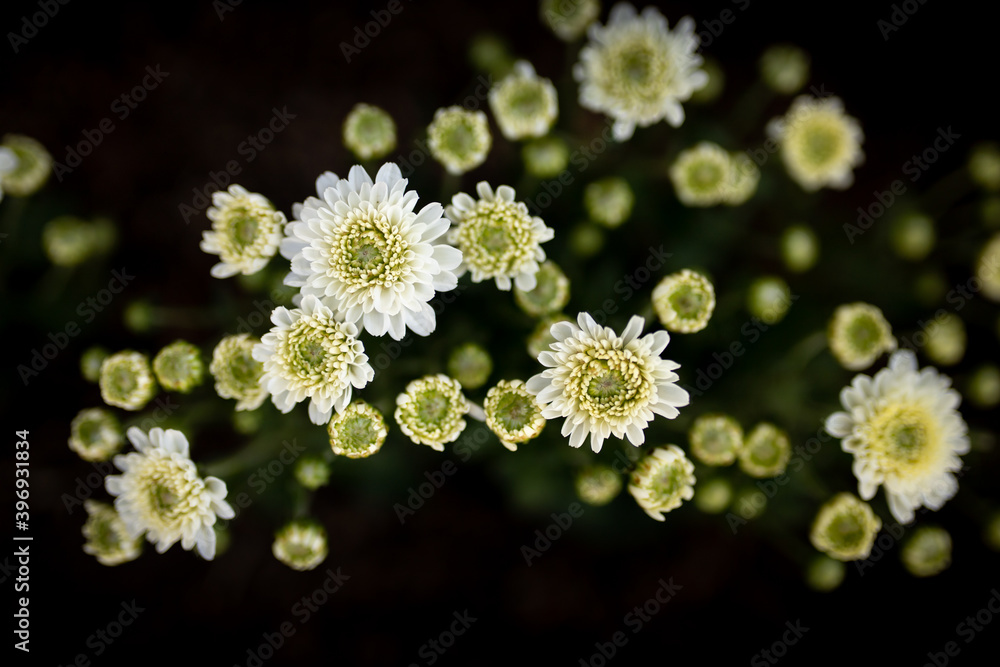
[
  {"xmin": 571, "ymin": 349, "xmax": 650, "ymax": 420},
  {"xmin": 333, "ymin": 209, "xmax": 409, "ymax": 289}
]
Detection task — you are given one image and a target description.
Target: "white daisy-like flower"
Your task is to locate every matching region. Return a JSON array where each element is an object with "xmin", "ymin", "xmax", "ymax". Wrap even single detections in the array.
[
  {"xmin": 526, "ymin": 312, "xmax": 690, "ymax": 452},
  {"xmin": 104, "ymin": 427, "xmax": 234, "ymax": 560},
  {"xmin": 824, "ymin": 349, "xmax": 970, "ymax": 524},
  {"xmin": 81, "ymin": 500, "xmax": 143, "ymax": 567},
  {"xmin": 628, "ymin": 444, "xmax": 696, "ymax": 521},
  {"xmin": 573, "ymin": 3, "xmax": 708, "ymax": 141},
  {"xmin": 200, "ymin": 184, "xmax": 285, "ymax": 278},
  {"xmin": 280, "ymin": 163, "xmax": 463, "ymax": 340},
  {"xmin": 427, "ymin": 107, "xmax": 492, "ymax": 175},
  {"xmin": 210, "ymin": 334, "xmax": 268, "ymax": 411},
  {"xmin": 0, "ymin": 134, "xmax": 52, "ymax": 198},
  {"xmin": 767, "ymin": 95, "xmax": 864, "ymax": 191},
  {"xmin": 446, "ymin": 181, "xmax": 554, "ymax": 291},
  {"xmin": 395, "ymin": 374, "xmax": 470, "ymax": 451},
  {"xmin": 253, "ymin": 295, "xmax": 374, "ymax": 425},
  {"xmin": 272, "ymin": 521, "xmax": 328, "ymax": 571},
  {"xmin": 488, "ymin": 60, "xmax": 559, "ymax": 141}
]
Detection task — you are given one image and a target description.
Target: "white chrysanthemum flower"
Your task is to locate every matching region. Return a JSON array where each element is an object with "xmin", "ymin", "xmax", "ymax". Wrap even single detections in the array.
[
  {"xmin": 781, "ymin": 225, "xmax": 819, "ymax": 272},
  {"xmin": 767, "ymin": 95, "xmax": 864, "ymax": 191},
  {"xmin": 584, "ymin": 177, "xmax": 634, "ymax": 228},
  {"xmin": 574, "ymin": 3, "xmax": 707, "ymax": 141},
  {"xmin": 281, "ymin": 163, "xmax": 463, "ymax": 340},
  {"xmin": 489, "ymin": 61, "xmax": 559, "ymax": 141},
  {"xmin": 483, "ymin": 379, "xmax": 546, "ymax": 451},
  {"xmin": 447, "ymin": 342, "xmax": 493, "ymax": 390},
  {"xmin": 575, "ymin": 465, "xmax": 623, "ymax": 506},
  {"xmin": 82, "ymin": 500, "xmax": 143, "ymax": 566},
  {"xmin": 901, "ymin": 526, "xmax": 952, "ymax": 577},
  {"xmin": 828, "ymin": 303, "xmax": 897, "ymax": 371},
  {"xmin": 395, "ymin": 374, "xmax": 470, "ymax": 451},
  {"xmin": 652, "ymin": 269, "xmax": 716, "ymax": 333},
  {"xmin": 526, "ymin": 312, "xmax": 690, "ymax": 452},
  {"xmin": 153, "ymin": 340, "xmax": 205, "ymax": 393},
  {"xmin": 809, "ymin": 493, "xmax": 882, "ymax": 561},
  {"xmin": 688, "ymin": 413, "xmax": 742, "ymax": 466},
  {"xmin": 541, "ymin": 0, "xmax": 601, "ymax": 41},
  {"xmin": 69, "ymin": 408, "xmax": 124, "ymax": 462},
  {"xmin": 628, "ymin": 444, "xmax": 696, "ymax": 521},
  {"xmin": 824, "ymin": 349, "xmax": 970, "ymax": 524},
  {"xmin": 739, "ymin": 422, "xmax": 792, "ymax": 478},
  {"xmin": 328, "ymin": 399, "xmax": 388, "ymax": 458},
  {"xmin": 427, "ymin": 106, "xmax": 492, "ymax": 174},
  {"xmin": 253, "ymin": 295, "xmax": 374, "ymax": 425},
  {"xmin": 514, "ymin": 260, "xmax": 570, "ymax": 317},
  {"xmin": 105, "ymin": 427, "xmax": 234, "ymax": 560},
  {"xmin": 343, "ymin": 103, "xmax": 397, "ymax": 161},
  {"xmin": 446, "ymin": 181, "xmax": 554, "ymax": 291},
  {"xmin": 273, "ymin": 521, "xmax": 328, "ymax": 571},
  {"xmin": 99, "ymin": 351, "xmax": 157, "ymax": 411},
  {"xmin": 669, "ymin": 142, "xmax": 731, "ymax": 207},
  {"xmin": 758, "ymin": 44, "xmax": 810, "ymax": 95},
  {"xmin": 0, "ymin": 134, "xmax": 52, "ymax": 198},
  {"xmin": 210, "ymin": 334, "xmax": 268, "ymax": 411},
  {"xmin": 200, "ymin": 184, "xmax": 285, "ymax": 278}
]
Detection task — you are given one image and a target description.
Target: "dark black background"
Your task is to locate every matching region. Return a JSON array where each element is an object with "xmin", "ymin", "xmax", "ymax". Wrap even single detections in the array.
[{"xmin": 3, "ymin": 0, "xmax": 999, "ymax": 665}]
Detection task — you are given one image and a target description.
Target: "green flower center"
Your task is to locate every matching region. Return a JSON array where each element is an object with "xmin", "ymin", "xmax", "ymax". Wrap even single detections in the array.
[
  {"xmin": 338, "ymin": 414, "xmax": 378, "ymax": 449},
  {"xmin": 669, "ymin": 284, "xmax": 707, "ymax": 318},
  {"xmin": 334, "ymin": 210, "xmax": 409, "ymax": 289},
  {"xmin": 826, "ymin": 513, "xmax": 865, "ymax": 549},
  {"xmin": 494, "ymin": 391, "xmax": 536, "ymax": 431},
  {"xmin": 845, "ymin": 314, "xmax": 883, "ymax": 353},
  {"xmin": 801, "ymin": 123, "xmax": 842, "ymax": 166},
  {"xmin": 416, "ymin": 389, "xmax": 452, "ymax": 425}
]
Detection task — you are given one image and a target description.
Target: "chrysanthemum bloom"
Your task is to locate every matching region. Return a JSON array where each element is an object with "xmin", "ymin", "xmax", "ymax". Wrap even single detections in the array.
[
  {"xmin": 758, "ymin": 44, "xmax": 810, "ymax": 95},
  {"xmin": 200, "ymin": 184, "xmax": 285, "ymax": 278},
  {"xmin": 747, "ymin": 276, "xmax": 792, "ymax": 325},
  {"xmin": 628, "ymin": 445, "xmax": 695, "ymax": 521},
  {"xmin": 901, "ymin": 526, "xmax": 952, "ymax": 577},
  {"xmin": 739, "ymin": 422, "xmax": 791, "ymax": 478},
  {"xmin": 484, "ymin": 379, "xmax": 545, "ymax": 451},
  {"xmin": 281, "ymin": 163, "xmax": 463, "ymax": 340},
  {"xmin": 447, "ymin": 342, "xmax": 493, "ymax": 390},
  {"xmin": 489, "ymin": 61, "xmax": 559, "ymax": 141},
  {"xmin": 395, "ymin": 375, "xmax": 470, "ymax": 451},
  {"xmin": 968, "ymin": 142, "xmax": 1000, "ymax": 191},
  {"xmin": 254, "ymin": 295, "xmax": 374, "ymax": 425},
  {"xmin": 522, "ymin": 137, "xmax": 569, "ymax": 178},
  {"xmin": 824, "ymin": 349, "xmax": 970, "ymax": 524},
  {"xmin": 42, "ymin": 216, "xmax": 102, "ymax": 266},
  {"xmin": 153, "ymin": 340, "xmax": 205, "ymax": 393},
  {"xmin": 827, "ymin": 303, "xmax": 897, "ymax": 371},
  {"xmin": 575, "ymin": 465, "xmax": 623, "ymax": 506},
  {"xmin": 105, "ymin": 427, "xmax": 234, "ymax": 560},
  {"xmin": 652, "ymin": 269, "xmax": 716, "ymax": 333},
  {"xmin": 574, "ymin": 3, "xmax": 707, "ymax": 141},
  {"xmin": 526, "ymin": 312, "xmax": 690, "ymax": 452},
  {"xmin": 343, "ymin": 103, "xmax": 397, "ymax": 161},
  {"xmin": 328, "ymin": 399, "xmax": 388, "ymax": 458},
  {"xmin": 446, "ymin": 181, "xmax": 554, "ymax": 291},
  {"xmin": 514, "ymin": 260, "xmax": 570, "ymax": 317},
  {"xmin": 979, "ymin": 233, "xmax": 1000, "ymax": 302},
  {"xmin": 781, "ymin": 225, "xmax": 819, "ymax": 272},
  {"xmin": 272, "ymin": 521, "xmax": 328, "ymax": 571},
  {"xmin": 890, "ymin": 212, "xmax": 935, "ymax": 261},
  {"xmin": 80, "ymin": 346, "xmax": 110, "ymax": 383},
  {"xmin": 584, "ymin": 176, "xmax": 634, "ymax": 228},
  {"xmin": 688, "ymin": 414, "xmax": 743, "ymax": 466},
  {"xmin": 99, "ymin": 351, "xmax": 157, "ymax": 411},
  {"xmin": 806, "ymin": 556, "xmax": 845, "ymax": 592},
  {"xmin": 81, "ymin": 501, "xmax": 143, "ymax": 566},
  {"xmin": 693, "ymin": 477, "xmax": 732, "ymax": 514},
  {"xmin": 0, "ymin": 134, "xmax": 52, "ymax": 197},
  {"xmin": 69, "ymin": 408, "xmax": 124, "ymax": 462},
  {"xmin": 527, "ymin": 314, "xmax": 572, "ymax": 359},
  {"xmin": 967, "ymin": 364, "xmax": 1000, "ymax": 409},
  {"xmin": 210, "ymin": 334, "xmax": 268, "ymax": 411},
  {"xmin": 427, "ymin": 106, "xmax": 492, "ymax": 174},
  {"xmin": 294, "ymin": 456, "xmax": 331, "ymax": 490},
  {"xmin": 668, "ymin": 142, "xmax": 732, "ymax": 207},
  {"xmin": 809, "ymin": 493, "xmax": 882, "ymax": 561},
  {"xmin": 924, "ymin": 313, "xmax": 966, "ymax": 367},
  {"xmin": 722, "ymin": 153, "xmax": 760, "ymax": 206},
  {"xmin": 767, "ymin": 95, "xmax": 864, "ymax": 191},
  {"xmin": 540, "ymin": 0, "xmax": 600, "ymax": 41}
]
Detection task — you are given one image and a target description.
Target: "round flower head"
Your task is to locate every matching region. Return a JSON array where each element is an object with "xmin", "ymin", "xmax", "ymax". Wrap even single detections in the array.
[
  {"xmin": 781, "ymin": 225, "xmax": 819, "ymax": 272},
  {"xmin": 447, "ymin": 342, "xmax": 493, "ymax": 390},
  {"xmin": 809, "ymin": 493, "xmax": 882, "ymax": 561},
  {"xmin": 105, "ymin": 427, "xmax": 234, "ymax": 560},
  {"xmin": 210, "ymin": 334, "xmax": 267, "ymax": 411},
  {"xmin": 446, "ymin": 181, "xmax": 555, "ymax": 291},
  {"xmin": 484, "ymin": 379, "xmax": 546, "ymax": 451},
  {"xmin": 574, "ymin": 3, "xmax": 707, "ymax": 141},
  {"xmin": 81, "ymin": 346, "xmax": 110, "ymax": 383},
  {"xmin": 99, "ymin": 351, "xmax": 157, "ymax": 411},
  {"xmin": 395, "ymin": 374, "xmax": 470, "ymax": 451},
  {"xmin": 526, "ymin": 312, "xmax": 690, "ymax": 452},
  {"xmin": 739, "ymin": 422, "xmax": 791, "ymax": 478},
  {"xmin": 343, "ymin": 103, "xmax": 397, "ymax": 161},
  {"xmin": 806, "ymin": 556, "xmax": 845, "ymax": 592},
  {"xmin": 273, "ymin": 521, "xmax": 328, "ymax": 571},
  {"xmin": 694, "ymin": 477, "xmax": 732, "ymax": 514},
  {"xmin": 42, "ymin": 216, "xmax": 102, "ymax": 267},
  {"xmin": 489, "ymin": 61, "xmax": 558, "ymax": 140},
  {"xmin": 828, "ymin": 303, "xmax": 897, "ymax": 371},
  {"xmin": 0, "ymin": 134, "xmax": 52, "ymax": 197},
  {"xmin": 890, "ymin": 212, "xmax": 935, "ymax": 261},
  {"xmin": 153, "ymin": 340, "xmax": 205, "ymax": 393},
  {"xmin": 824, "ymin": 349, "xmax": 970, "ymax": 524},
  {"xmin": 924, "ymin": 313, "xmax": 965, "ymax": 367},
  {"xmin": 979, "ymin": 233, "xmax": 1000, "ymax": 302},
  {"xmin": 69, "ymin": 408, "xmax": 124, "ymax": 462},
  {"xmin": 541, "ymin": 0, "xmax": 600, "ymax": 41},
  {"xmin": 767, "ymin": 95, "xmax": 864, "ymax": 191},
  {"xmin": 968, "ymin": 142, "xmax": 1000, "ymax": 192},
  {"xmin": 584, "ymin": 177, "xmax": 634, "ymax": 228},
  {"xmin": 967, "ymin": 364, "xmax": 1000, "ymax": 409},
  {"xmin": 294, "ymin": 456, "xmax": 331, "ymax": 490},
  {"xmin": 427, "ymin": 106, "xmax": 492, "ymax": 174},
  {"xmin": 575, "ymin": 465, "xmax": 623, "ymax": 506},
  {"xmin": 652, "ymin": 269, "xmax": 716, "ymax": 333},
  {"xmin": 514, "ymin": 260, "xmax": 570, "ymax": 317},
  {"xmin": 758, "ymin": 44, "xmax": 810, "ymax": 95},
  {"xmin": 689, "ymin": 413, "xmax": 743, "ymax": 466},
  {"xmin": 253, "ymin": 295, "xmax": 374, "ymax": 425},
  {"xmin": 468, "ymin": 32, "xmax": 514, "ymax": 75},
  {"xmin": 747, "ymin": 276, "xmax": 792, "ymax": 325},
  {"xmin": 669, "ymin": 142, "xmax": 732, "ymax": 207},
  {"xmin": 628, "ymin": 445, "xmax": 696, "ymax": 521},
  {"xmin": 527, "ymin": 313, "xmax": 572, "ymax": 359},
  {"xmin": 522, "ymin": 137, "xmax": 569, "ymax": 178},
  {"xmin": 722, "ymin": 153, "xmax": 760, "ymax": 206},
  {"xmin": 901, "ymin": 526, "xmax": 952, "ymax": 577},
  {"xmin": 200, "ymin": 184, "xmax": 285, "ymax": 278},
  {"xmin": 281, "ymin": 163, "xmax": 463, "ymax": 340},
  {"xmin": 82, "ymin": 501, "xmax": 143, "ymax": 566},
  {"xmin": 328, "ymin": 399, "xmax": 388, "ymax": 458}
]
